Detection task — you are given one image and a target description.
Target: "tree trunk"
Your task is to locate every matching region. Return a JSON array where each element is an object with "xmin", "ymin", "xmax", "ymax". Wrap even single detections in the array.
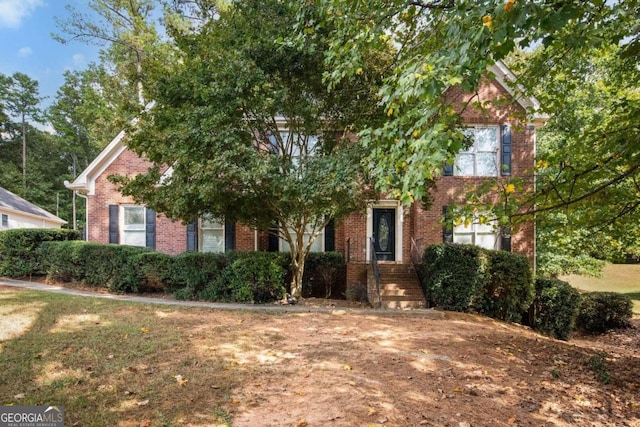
[
  {"xmin": 289, "ymin": 247, "xmax": 306, "ymax": 299},
  {"xmin": 21, "ymin": 116, "xmax": 27, "ymax": 191}
]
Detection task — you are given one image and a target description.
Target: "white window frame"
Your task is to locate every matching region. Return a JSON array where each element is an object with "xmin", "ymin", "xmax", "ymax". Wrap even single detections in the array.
[
  {"xmin": 453, "ymin": 214, "xmax": 498, "ymax": 250},
  {"xmin": 1, "ymin": 214, "xmax": 8, "ymax": 228},
  {"xmin": 454, "ymin": 126, "xmax": 500, "ymax": 177},
  {"xmin": 199, "ymin": 217, "xmax": 225, "ymax": 253},
  {"xmin": 120, "ymin": 205, "xmax": 147, "ymax": 247}
]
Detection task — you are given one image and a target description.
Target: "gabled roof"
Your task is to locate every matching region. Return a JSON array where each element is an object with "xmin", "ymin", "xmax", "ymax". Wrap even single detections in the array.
[
  {"xmin": 0, "ymin": 187, "xmax": 66, "ymax": 225},
  {"xmin": 65, "ymin": 129, "xmax": 128, "ymax": 195},
  {"xmin": 66, "ymin": 62, "xmax": 544, "ymax": 195}
]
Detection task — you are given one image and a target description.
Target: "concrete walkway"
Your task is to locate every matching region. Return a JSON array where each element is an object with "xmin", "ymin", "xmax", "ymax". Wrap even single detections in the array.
[{"xmin": 0, "ymin": 277, "xmax": 445, "ymax": 318}]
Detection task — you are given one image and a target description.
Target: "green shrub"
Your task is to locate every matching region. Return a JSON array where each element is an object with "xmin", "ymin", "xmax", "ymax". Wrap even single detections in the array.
[
  {"xmin": 0, "ymin": 228, "xmax": 80, "ymax": 276},
  {"xmin": 529, "ymin": 278, "xmax": 581, "ymax": 340},
  {"xmin": 38, "ymin": 241, "xmax": 150, "ymax": 293},
  {"xmin": 38, "ymin": 240, "xmax": 85, "ymax": 282},
  {"xmin": 421, "ymin": 243, "xmax": 488, "ymax": 311},
  {"xmin": 576, "ymin": 292, "xmax": 633, "ymax": 334},
  {"xmin": 480, "ymin": 251, "xmax": 534, "ymax": 322},
  {"xmin": 222, "ymin": 252, "xmax": 286, "ymax": 303},
  {"xmin": 165, "ymin": 252, "xmax": 229, "ymax": 294},
  {"xmin": 301, "ymin": 252, "xmax": 345, "ymax": 298},
  {"xmin": 135, "ymin": 252, "xmax": 174, "ymax": 291}
]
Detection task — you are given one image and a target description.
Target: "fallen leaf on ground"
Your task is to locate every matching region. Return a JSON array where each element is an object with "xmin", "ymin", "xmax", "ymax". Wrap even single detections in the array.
[
  {"xmin": 140, "ymin": 327, "xmax": 149, "ymax": 333},
  {"xmin": 137, "ymin": 399, "xmax": 149, "ymax": 406},
  {"xmin": 174, "ymin": 374, "xmax": 188, "ymax": 386},
  {"xmin": 343, "ymin": 365, "xmax": 352, "ymax": 371}
]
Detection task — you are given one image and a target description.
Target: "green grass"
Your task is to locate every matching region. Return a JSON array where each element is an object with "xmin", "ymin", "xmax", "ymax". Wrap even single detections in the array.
[
  {"xmin": 0, "ymin": 288, "xmax": 236, "ymax": 426},
  {"xmin": 561, "ymin": 264, "xmax": 640, "ymax": 316}
]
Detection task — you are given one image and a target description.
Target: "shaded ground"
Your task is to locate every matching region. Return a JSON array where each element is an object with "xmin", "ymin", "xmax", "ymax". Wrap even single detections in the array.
[{"xmin": 0, "ymin": 283, "xmax": 639, "ymax": 426}]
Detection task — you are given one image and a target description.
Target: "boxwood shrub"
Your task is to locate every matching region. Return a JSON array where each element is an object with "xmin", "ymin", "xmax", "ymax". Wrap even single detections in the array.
[
  {"xmin": 576, "ymin": 292, "xmax": 633, "ymax": 334},
  {"xmin": 529, "ymin": 278, "xmax": 581, "ymax": 340},
  {"xmin": 480, "ymin": 250, "xmax": 534, "ymax": 322},
  {"xmin": 421, "ymin": 243, "xmax": 488, "ymax": 312},
  {"xmin": 421, "ymin": 243, "xmax": 534, "ymax": 322},
  {"xmin": 0, "ymin": 228, "xmax": 80, "ymax": 276}
]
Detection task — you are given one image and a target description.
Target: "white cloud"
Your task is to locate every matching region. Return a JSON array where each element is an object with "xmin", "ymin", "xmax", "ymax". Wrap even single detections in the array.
[
  {"xmin": 18, "ymin": 46, "xmax": 32, "ymax": 57},
  {"xmin": 0, "ymin": 0, "xmax": 44, "ymax": 29}
]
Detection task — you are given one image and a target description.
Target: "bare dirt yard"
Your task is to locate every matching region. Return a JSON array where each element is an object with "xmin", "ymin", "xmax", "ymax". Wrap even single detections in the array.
[{"xmin": 0, "ymin": 284, "xmax": 639, "ymax": 427}]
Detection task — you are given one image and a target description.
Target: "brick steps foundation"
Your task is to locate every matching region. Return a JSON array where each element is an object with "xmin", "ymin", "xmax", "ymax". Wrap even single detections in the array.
[{"xmin": 368, "ymin": 263, "xmax": 426, "ymax": 309}]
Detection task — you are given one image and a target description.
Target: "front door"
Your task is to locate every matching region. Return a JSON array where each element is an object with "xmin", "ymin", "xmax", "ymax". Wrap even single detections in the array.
[{"xmin": 372, "ymin": 208, "xmax": 395, "ymax": 261}]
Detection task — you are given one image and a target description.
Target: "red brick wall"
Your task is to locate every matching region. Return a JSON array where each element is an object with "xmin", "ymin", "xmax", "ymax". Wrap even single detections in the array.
[{"xmin": 89, "ymin": 77, "xmax": 535, "ymax": 263}]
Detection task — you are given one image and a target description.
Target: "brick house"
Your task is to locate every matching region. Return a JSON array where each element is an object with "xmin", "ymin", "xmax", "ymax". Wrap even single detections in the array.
[{"xmin": 66, "ymin": 61, "xmax": 543, "ymax": 307}]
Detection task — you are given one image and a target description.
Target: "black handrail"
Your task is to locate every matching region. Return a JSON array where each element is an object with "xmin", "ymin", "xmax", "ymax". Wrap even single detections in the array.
[{"xmin": 369, "ymin": 237, "xmax": 382, "ymax": 309}]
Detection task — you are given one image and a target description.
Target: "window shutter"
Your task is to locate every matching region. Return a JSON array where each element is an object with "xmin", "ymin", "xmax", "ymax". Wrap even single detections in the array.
[
  {"xmin": 501, "ymin": 125, "xmax": 512, "ymax": 176},
  {"xmin": 501, "ymin": 226, "xmax": 512, "ymax": 252},
  {"xmin": 268, "ymin": 221, "xmax": 279, "ymax": 252},
  {"xmin": 145, "ymin": 209, "xmax": 156, "ymax": 249},
  {"xmin": 324, "ymin": 219, "xmax": 335, "ymax": 252},
  {"xmin": 108, "ymin": 205, "xmax": 119, "ymax": 244},
  {"xmin": 186, "ymin": 221, "xmax": 197, "ymax": 252},
  {"xmin": 443, "ymin": 162, "xmax": 454, "ymax": 176},
  {"xmin": 442, "ymin": 205, "xmax": 453, "ymax": 243},
  {"xmin": 224, "ymin": 221, "xmax": 236, "ymax": 252}
]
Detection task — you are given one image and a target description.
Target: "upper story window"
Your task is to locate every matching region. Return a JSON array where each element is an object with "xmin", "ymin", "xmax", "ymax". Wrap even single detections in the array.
[
  {"xmin": 1, "ymin": 214, "xmax": 8, "ymax": 227},
  {"xmin": 121, "ymin": 206, "xmax": 146, "ymax": 247},
  {"xmin": 454, "ymin": 126, "xmax": 500, "ymax": 177},
  {"xmin": 269, "ymin": 130, "xmax": 319, "ymax": 168},
  {"xmin": 199, "ymin": 217, "xmax": 225, "ymax": 253}
]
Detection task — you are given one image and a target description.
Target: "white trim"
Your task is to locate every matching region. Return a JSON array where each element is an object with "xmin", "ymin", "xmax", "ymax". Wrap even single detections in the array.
[
  {"xmin": 488, "ymin": 61, "xmax": 548, "ymax": 124},
  {"xmin": 65, "ymin": 130, "xmax": 128, "ymax": 196},
  {"xmin": 366, "ymin": 200, "xmax": 403, "ymax": 263}
]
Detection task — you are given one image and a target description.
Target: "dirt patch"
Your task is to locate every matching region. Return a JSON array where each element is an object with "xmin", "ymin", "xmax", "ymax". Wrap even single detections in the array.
[{"xmin": 1, "ymin": 282, "xmax": 639, "ymax": 426}]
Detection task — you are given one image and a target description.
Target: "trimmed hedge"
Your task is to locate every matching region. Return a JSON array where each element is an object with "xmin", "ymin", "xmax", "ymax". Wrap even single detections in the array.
[
  {"xmin": 529, "ymin": 278, "xmax": 581, "ymax": 340},
  {"xmin": 39, "ymin": 241, "xmax": 152, "ymax": 293},
  {"xmin": 576, "ymin": 292, "xmax": 633, "ymax": 334},
  {"xmin": 421, "ymin": 243, "xmax": 488, "ymax": 312},
  {"xmin": 480, "ymin": 250, "xmax": 534, "ymax": 322},
  {"xmin": 421, "ymin": 243, "xmax": 534, "ymax": 322},
  {"xmin": 0, "ymin": 228, "xmax": 80, "ymax": 277}
]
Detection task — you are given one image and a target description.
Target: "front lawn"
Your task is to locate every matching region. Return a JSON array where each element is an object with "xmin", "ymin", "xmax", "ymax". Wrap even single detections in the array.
[
  {"xmin": 1, "ymin": 286, "xmax": 639, "ymax": 426},
  {"xmin": 561, "ymin": 264, "xmax": 640, "ymax": 316}
]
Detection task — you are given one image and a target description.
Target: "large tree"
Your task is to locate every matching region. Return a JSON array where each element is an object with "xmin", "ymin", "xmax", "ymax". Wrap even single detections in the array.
[
  {"xmin": 0, "ymin": 72, "xmax": 44, "ymax": 192},
  {"xmin": 300, "ymin": 0, "xmax": 640, "ymax": 275},
  {"xmin": 113, "ymin": 0, "xmax": 386, "ymax": 298},
  {"xmin": 299, "ymin": 0, "xmax": 638, "ymax": 205}
]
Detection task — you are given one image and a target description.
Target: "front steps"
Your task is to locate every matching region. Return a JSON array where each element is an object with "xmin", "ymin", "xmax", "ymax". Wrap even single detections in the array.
[{"xmin": 367, "ymin": 263, "xmax": 426, "ymax": 309}]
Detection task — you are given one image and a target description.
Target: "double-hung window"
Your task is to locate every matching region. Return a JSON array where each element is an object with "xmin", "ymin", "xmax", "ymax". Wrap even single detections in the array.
[
  {"xmin": 280, "ymin": 224, "xmax": 324, "ymax": 253},
  {"xmin": 453, "ymin": 216, "xmax": 498, "ymax": 250},
  {"xmin": 1, "ymin": 214, "xmax": 8, "ymax": 228},
  {"xmin": 199, "ymin": 217, "xmax": 225, "ymax": 253},
  {"xmin": 454, "ymin": 126, "xmax": 500, "ymax": 176},
  {"xmin": 121, "ymin": 206, "xmax": 146, "ymax": 247}
]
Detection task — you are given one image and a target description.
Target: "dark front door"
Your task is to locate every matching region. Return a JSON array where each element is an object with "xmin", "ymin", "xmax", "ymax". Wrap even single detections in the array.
[{"xmin": 373, "ymin": 208, "xmax": 395, "ymax": 261}]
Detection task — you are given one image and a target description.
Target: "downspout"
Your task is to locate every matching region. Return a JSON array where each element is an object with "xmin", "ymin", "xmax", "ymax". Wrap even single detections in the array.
[
  {"xmin": 76, "ymin": 192, "xmax": 89, "ymax": 241},
  {"xmin": 254, "ymin": 228, "xmax": 258, "ymax": 251}
]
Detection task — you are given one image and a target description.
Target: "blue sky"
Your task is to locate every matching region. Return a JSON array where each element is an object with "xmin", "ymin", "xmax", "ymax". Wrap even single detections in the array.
[{"xmin": 0, "ymin": 0, "xmax": 101, "ymax": 110}]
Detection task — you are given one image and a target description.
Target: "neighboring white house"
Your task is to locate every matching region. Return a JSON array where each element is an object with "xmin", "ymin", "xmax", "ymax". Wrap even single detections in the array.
[{"xmin": 0, "ymin": 187, "xmax": 66, "ymax": 230}]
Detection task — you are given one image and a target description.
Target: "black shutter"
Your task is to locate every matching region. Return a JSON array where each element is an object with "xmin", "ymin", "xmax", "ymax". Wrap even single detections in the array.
[
  {"xmin": 224, "ymin": 221, "xmax": 236, "ymax": 252},
  {"xmin": 501, "ymin": 226, "xmax": 512, "ymax": 252},
  {"xmin": 501, "ymin": 125, "xmax": 512, "ymax": 176},
  {"xmin": 442, "ymin": 205, "xmax": 453, "ymax": 243},
  {"xmin": 108, "ymin": 205, "xmax": 119, "ymax": 244},
  {"xmin": 443, "ymin": 162, "xmax": 454, "ymax": 176},
  {"xmin": 145, "ymin": 209, "xmax": 156, "ymax": 249},
  {"xmin": 268, "ymin": 221, "xmax": 279, "ymax": 252},
  {"xmin": 324, "ymin": 219, "xmax": 335, "ymax": 252},
  {"xmin": 186, "ymin": 220, "xmax": 197, "ymax": 252}
]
